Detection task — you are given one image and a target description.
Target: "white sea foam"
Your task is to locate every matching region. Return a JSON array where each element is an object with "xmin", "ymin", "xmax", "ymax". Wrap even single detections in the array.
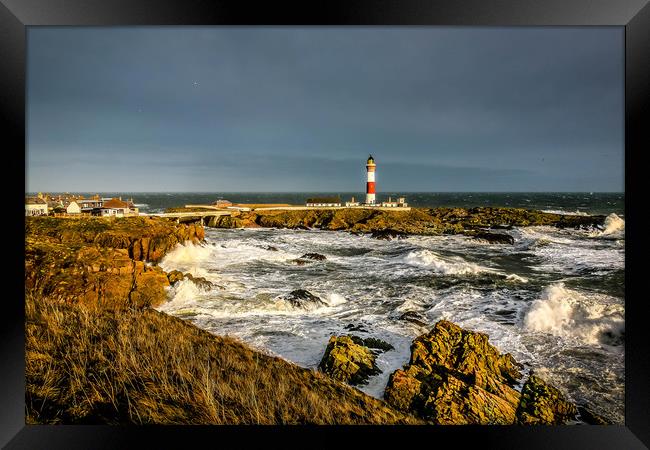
[
  {"xmin": 404, "ymin": 249, "xmax": 489, "ymax": 275},
  {"xmin": 541, "ymin": 209, "xmax": 589, "ymax": 216},
  {"xmin": 523, "ymin": 283, "xmax": 624, "ymax": 345},
  {"xmin": 600, "ymin": 213, "xmax": 625, "ymax": 236}
]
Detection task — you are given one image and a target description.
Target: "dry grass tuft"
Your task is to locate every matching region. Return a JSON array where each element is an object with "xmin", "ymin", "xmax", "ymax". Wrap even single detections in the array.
[{"xmin": 25, "ymin": 294, "xmax": 421, "ymax": 425}]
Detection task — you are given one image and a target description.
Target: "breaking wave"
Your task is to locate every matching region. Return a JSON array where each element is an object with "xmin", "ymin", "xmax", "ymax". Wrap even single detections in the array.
[
  {"xmin": 524, "ymin": 283, "xmax": 624, "ymax": 346},
  {"xmin": 601, "ymin": 213, "xmax": 625, "ymax": 236},
  {"xmin": 404, "ymin": 249, "xmax": 490, "ymax": 275}
]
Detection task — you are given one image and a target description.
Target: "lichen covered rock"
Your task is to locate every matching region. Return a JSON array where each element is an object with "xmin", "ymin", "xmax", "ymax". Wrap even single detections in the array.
[
  {"xmin": 384, "ymin": 320, "xmax": 524, "ymax": 424},
  {"xmin": 318, "ymin": 335, "xmax": 381, "ymax": 386},
  {"xmin": 516, "ymin": 374, "xmax": 578, "ymax": 424}
]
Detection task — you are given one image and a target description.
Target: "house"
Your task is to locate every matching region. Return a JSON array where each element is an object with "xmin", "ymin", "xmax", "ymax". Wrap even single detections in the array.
[
  {"xmin": 345, "ymin": 196, "xmax": 360, "ymax": 207},
  {"xmin": 212, "ymin": 199, "xmax": 233, "ymax": 208},
  {"xmin": 98, "ymin": 198, "xmax": 136, "ymax": 217},
  {"xmin": 77, "ymin": 199, "xmax": 103, "ymax": 213},
  {"xmin": 66, "ymin": 201, "xmax": 81, "ymax": 214},
  {"xmin": 25, "ymin": 197, "xmax": 49, "ymax": 216},
  {"xmin": 305, "ymin": 196, "xmax": 342, "ymax": 207},
  {"xmin": 380, "ymin": 196, "xmax": 408, "ymax": 208}
]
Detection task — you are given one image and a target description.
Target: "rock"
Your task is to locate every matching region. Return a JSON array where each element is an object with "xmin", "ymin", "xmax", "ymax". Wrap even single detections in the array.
[
  {"xmin": 282, "ymin": 289, "xmax": 327, "ymax": 308},
  {"xmin": 398, "ymin": 311, "xmax": 428, "ymax": 328},
  {"xmin": 359, "ymin": 336, "xmax": 394, "ymax": 352},
  {"xmin": 300, "ymin": 253, "xmax": 327, "ymax": 261},
  {"xmin": 471, "ymin": 231, "xmax": 515, "ymax": 245},
  {"xmin": 578, "ymin": 405, "xmax": 611, "ymax": 425},
  {"xmin": 344, "ymin": 323, "xmax": 368, "ymax": 333},
  {"xmin": 318, "ymin": 335, "xmax": 381, "ymax": 385},
  {"xmin": 266, "ymin": 246, "xmax": 279, "ymax": 251},
  {"xmin": 167, "ymin": 270, "xmax": 185, "ymax": 285},
  {"xmin": 183, "ymin": 273, "xmax": 215, "ymax": 290},
  {"xmin": 292, "ymin": 259, "xmax": 309, "ymax": 266},
  {"xmin": 384, "ymin": 320, "xmax": 525, "ymax": 424},
  {"xmin": 370, "ymin": 229, "xmax": 408, "ymax": 240},
  {"xmin": 516, "ymin": 374, "xmax": 578, "ymax": 425}
]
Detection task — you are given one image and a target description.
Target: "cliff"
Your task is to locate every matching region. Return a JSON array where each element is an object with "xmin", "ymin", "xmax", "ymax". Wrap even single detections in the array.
[
  {"xmin": 208, "ymin": 207, "xmax": 606, "ymax": 235},
  {"xmin": 25, "ymin": 216, "xmax": 204, "ymax": 309}
]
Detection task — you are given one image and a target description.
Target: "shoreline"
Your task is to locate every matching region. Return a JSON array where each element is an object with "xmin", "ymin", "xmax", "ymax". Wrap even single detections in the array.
[{"xmin": 24, "ymin": 210, "xmax": 616, "ymax": 424}]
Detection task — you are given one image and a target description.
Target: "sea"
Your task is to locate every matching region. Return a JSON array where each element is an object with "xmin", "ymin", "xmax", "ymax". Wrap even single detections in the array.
[{"xmin": 39, "ymin": 192, "xmax": 626, "ymax": 422}]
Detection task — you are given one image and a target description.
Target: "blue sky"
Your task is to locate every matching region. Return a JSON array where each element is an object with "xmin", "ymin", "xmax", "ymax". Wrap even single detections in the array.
[{"xmin": 27, "ymin": 27, "xmax": 624, "ymax": 192}]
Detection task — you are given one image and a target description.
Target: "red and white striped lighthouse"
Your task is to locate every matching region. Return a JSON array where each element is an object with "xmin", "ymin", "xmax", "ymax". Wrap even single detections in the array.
[{"xmin": 366, "ymin": 154, "xmax": 376, "ymax": 205}]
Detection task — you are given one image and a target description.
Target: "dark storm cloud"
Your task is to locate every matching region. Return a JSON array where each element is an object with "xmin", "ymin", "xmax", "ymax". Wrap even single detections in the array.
[{"xmin": 27, "ymin": 27, "xmax": 623, "ymax": 192}]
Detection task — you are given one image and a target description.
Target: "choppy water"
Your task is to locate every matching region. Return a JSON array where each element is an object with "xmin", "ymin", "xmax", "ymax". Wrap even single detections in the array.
[{"xmin": 156, "ymin": 212, "xmax": 625, "ymax": 424}]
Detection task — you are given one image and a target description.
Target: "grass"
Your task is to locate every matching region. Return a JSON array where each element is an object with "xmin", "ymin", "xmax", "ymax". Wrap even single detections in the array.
[{"xmin": 25, "ymin": 293, "xmax": 421, "ymax": 425}]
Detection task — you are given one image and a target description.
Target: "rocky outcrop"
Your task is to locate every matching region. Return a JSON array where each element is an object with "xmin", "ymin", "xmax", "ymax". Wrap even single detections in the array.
[
  {"xmin": 25, "ymin": 217, "xmax": 205, "ymax": 309},
  {"xmin": 207, "ymin": 207, "xmax": 606, "ymax": 236},
  {"xmin": 516, "ymin": 374, "xmax": 578, "ymax": 424},
  {"xmin": 370, "ymin": 229, "xmax": 408, "ymax": 240},
  {"xmin": 384, "ymin": 320, "xmax": 523, "ymax": 424},
  {"xmin": 398, "ymin": 311, "xmax": 429, "ymax": 328},
  {"xmin": 384, "ymin": 320, "xmax": 581, "ymax": 425},
  {"xmin": 280, "ymin": 289, "xmax": 327, "ymax": 308},
  {"xmin": 166, "ymin": 270, "xmax": 218, "ymax": 290},
  {"xmin": 469, "ymin": 231, "xmax": 515, "ymax": 245},
  {"xmin": 318, "ymin": 335, "xmax": 381, "ymax": 385},
  {"xmin": 300, "ymin": 253, "xmax": 327, "ymax": 261}
]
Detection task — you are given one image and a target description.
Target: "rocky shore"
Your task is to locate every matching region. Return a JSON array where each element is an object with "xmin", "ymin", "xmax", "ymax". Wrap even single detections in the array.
[
  {"xmin": 207, "ymin": 207, "xmax": 606, "ymax": 239},
  {"xmin": 25, "ymin": 214, "xmax": 605, "ymax": 425}
]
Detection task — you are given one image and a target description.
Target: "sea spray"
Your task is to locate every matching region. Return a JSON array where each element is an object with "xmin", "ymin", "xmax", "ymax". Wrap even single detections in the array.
[{"xmin": 523, "ymin": 283, "xmax": 624, "ymax": 345}]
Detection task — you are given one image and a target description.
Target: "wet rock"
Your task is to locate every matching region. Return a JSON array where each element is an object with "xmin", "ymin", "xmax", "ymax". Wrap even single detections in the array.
[
  {"xmin": 283, "ymin": 289, "xmax": 327, "ymax": 308},
  {"xmin": 292, "ymin": 259, "xmax": 309, "ymax": 266},
  {"xmin": 183, "ymin": 273, "xmax": 215, "ymax": 290},
  {"xmin": 471, "ymin": 231, "xmax": 515, "ymax": 245},
  {"xmin": 358, "ymin": 336, "xmax": 394, "ymax": 352},
  {"xmin": 578, "ymin": 405, "xmax": 611, "ymax": 425},
  {"xmin": 516, "ymin": 374, "xmax": 578, "ymax": 425},
  {"xmin": 398, "ymin": 311, "xmax": 428, "ymax": 328},
  {"xmin": 370, "ymin": 229, "xmax": 408, "ymax": 240},
  {"xmin": 344, "ymin": 323, "xmax": 368, "ymax": 333},
  {"xmin": 266, "ymin": 246, "xmax": 279, "ymax": 252},
  {"xmin": 166, "ymin": 270, "xmax": 185, "ymax": 285},
  {"xmin": 318, "ymin": 335, "xmax": 381, "ymax": 385},
  {"xmin": 384, "ymin": 320, "xmax": 525, "ymax": 424},
  {"xmin": 300, "ymin": 252, "xmax": 327, "ymax": 261}
]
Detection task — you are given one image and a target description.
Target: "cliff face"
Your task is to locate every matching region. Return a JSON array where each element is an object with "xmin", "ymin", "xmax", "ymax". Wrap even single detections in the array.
[
  {"xmin": 25, "ymin": 217, "xmax": 204, "ymax": 308},
  {"xmin": 207, "ymin": 207, "xmax": 605, "ymax": 235}
]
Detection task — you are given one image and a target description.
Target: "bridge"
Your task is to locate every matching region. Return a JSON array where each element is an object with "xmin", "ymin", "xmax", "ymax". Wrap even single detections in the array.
[{"xmin": 145, "ymin": 210, "xmax": 232, "ymax": 225}]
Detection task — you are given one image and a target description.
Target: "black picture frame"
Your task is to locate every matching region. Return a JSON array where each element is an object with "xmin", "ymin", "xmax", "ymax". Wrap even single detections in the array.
[{"xmin": 3, "ymin": 0, "xmax": 648, "ymax": 448}]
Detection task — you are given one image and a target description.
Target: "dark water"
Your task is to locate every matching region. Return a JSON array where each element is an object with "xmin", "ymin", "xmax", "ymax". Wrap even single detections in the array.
[{"xmin": 31, "ymin": 192, "xmax": 624, "ymax": 216}]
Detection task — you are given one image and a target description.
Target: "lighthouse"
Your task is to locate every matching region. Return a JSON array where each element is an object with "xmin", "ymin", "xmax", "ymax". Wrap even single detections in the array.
[{"xmin": 365, "ymin": 154, "xmax": 376, "ymax": 205}]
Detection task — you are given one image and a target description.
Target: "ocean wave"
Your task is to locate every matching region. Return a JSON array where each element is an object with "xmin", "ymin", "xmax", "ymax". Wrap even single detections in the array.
[
  {"xmin": 404, "ymin": 249, "xmax": 490, "ymax": 275},
  {"xmin": 523, "ymin": 283, "xmax": 624, "ymax": 346},
  {"xmin": 598, "ymin": 213, "xmax": 625, "ymax": 236},
  {"xmin": 541, "ymin": 209, "xmax": 589, "ymax": 216}
]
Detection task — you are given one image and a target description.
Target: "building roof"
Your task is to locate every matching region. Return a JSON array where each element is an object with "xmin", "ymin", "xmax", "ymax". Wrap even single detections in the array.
[
  {"xmin": 306, "ymin": 196, "xmax": 341, "ymax": 204},
  {"xmin": 367, "ymin": 154, "xmax": 375, "ymax": 164},
  {"xmin": 102, "ymin": 198, "xmax": 129, "ymax": 209},
  {"xmin": 26, "ymin": 197, "xmax": 47, "ymax": 205}
]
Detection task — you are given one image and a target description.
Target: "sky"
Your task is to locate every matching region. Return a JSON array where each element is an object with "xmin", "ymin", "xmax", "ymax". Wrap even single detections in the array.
[{"xmin": 27, "ymin": 27, "xmax": 624, "ymax": 192}]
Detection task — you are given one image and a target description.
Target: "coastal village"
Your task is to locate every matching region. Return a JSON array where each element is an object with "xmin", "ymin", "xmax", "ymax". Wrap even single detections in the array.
[{"xmin": 25, "ymin": 155, "xmax": 409, "ymax": 217}]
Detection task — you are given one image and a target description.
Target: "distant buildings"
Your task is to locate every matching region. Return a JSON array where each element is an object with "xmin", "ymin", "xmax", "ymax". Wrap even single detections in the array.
[
  {"xmin": 25, "ymin": 193, "xmax": 139, "ymax": 217},
  {"xmin": 25, "ymin": 197, "xmax": 48, "ymax": 216},
  {"xmin": 305, "ymin": 155, "xmax": 409, "ymax": 209}
]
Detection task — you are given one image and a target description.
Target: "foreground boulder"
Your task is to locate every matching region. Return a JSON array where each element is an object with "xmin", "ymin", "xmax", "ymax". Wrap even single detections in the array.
[
  {"xmin": 516, "ymin": 374, "xmax": 578, "ymax": 424},
  {"xmin": 384, "ymin": 320, "xmax": 523, "ymax": 424},
  {"xmin": 318, "ymin": 335, "xmax": 381, "ymax": 385},
  {"xmin": 384, "ymin": 320, "xmax": 580, "ymax": 425}
]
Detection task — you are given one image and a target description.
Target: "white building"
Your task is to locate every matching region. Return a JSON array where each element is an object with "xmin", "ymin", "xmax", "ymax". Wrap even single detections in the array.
[
  {"xmin": 66, "ymin": 201, "xmax": 81, "ymax": 214},
  {"xmin": 25, "ymin": 197, "xmax": 49, "ymax": 216},
  {"xmin": 345, "ymin": 196, "xmax": 360, "ymax": 207},
  {"xmin": 98, "ymin": 198, "xmax": 137, "ymax": 217},
  {"xmin": 380, "ymin": 196, "xmax": 408, "ymax": 208}
]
